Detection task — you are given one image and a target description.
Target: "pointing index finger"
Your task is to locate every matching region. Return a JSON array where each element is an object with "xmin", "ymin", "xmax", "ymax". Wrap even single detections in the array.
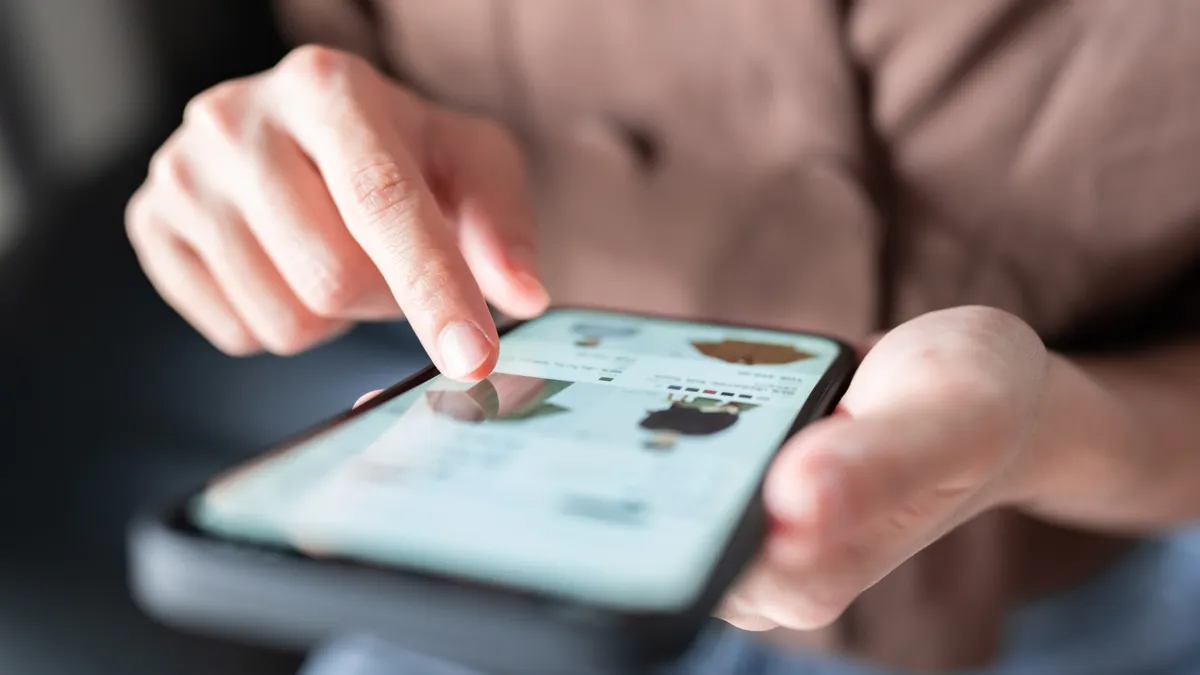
[{"xmin": 270, "ymin": 47, "xmax": 498, "ymax": 379}]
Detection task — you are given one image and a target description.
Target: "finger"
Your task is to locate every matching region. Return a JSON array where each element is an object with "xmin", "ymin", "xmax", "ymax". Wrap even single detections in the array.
[
  {"xmin": 169, "ymin": 198, "xmax": 350, "ymax": 356},
  {"xmin": 750, "ymin": 387, "xmax": 1009, "ymax": 628},
  {"xmin": 425, "ymin": 109, "xmax": 549, "ymax": 319},
  {"xmin": 764, "ymin": 312, "xmax": 1034, "ymax": 540},
  {"xmin": 271, "ymin": 47, "xmax": 497, "ymax": 380},
  {"xmin": 233, "ymin": 121, "xmax": 400, "ymax": 321},
  {"xmin": 354, "ymin": 389, "xmax": 385, "ymax": 408},
  {"xmin": 721, "ymin": 553, "xmax": 853, "ymax": 630},
  {"xmin": 717, "ymin": 613, "xmax": 778, "ymax": 633},
  {"xmin": 739, "ymin": 310, "xmax": 1046, "ymax": 632},
  {"xmin": 749, "ymin": 494, "xmax": 1004, "ymax": 633},
  {"xmin": 714, "ymin": 585, "xmax": 779, "ymax": 632},
  {"xmin": 126, "ymin": 193, "xmax": 261, "ymax": 356},
  {"xmin": 764, "ymin": 413, "xmax": 989, "ymax": 548}
]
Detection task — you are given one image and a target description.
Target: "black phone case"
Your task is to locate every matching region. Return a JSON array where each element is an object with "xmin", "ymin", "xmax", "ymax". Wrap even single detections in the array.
[{"xmin": 127, "ymin": 309, "xmax": 856, "ymax": 675}]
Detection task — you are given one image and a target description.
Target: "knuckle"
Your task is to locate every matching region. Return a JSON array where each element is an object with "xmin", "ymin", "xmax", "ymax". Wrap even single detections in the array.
[
  {"xmin": 402, "ymin": 254, "xmax": 454, "ymax": 314},
  {"xmin": 124, "ymin": 189, "xmax": 152, "ymax": 242},
  {"xmin": 350, "ymin": 161, "xmax": 421, "ymax": 223},
  {"xmin": 295, "ymin": 262, "xmax": 360, "ymax": 317},
  {"xmin": 276, "ymin": 45, "xmax": 358, "ymax": 93},
  {"xmin": 790, "ymin": 450, "xmax": 850, "ymax": 534},
  {"xmin": 261, "ymin": 313, "xmax": 323, "ymax": 356},
  {"xmin": 212, "ymin": 331, "xmax": 256, "ymax": 357},
  {"xmin": 148, "ymin": 145, "xmax": 194, "ymax": 196},
  {"xmin": 184, "ymin": 81, "xmax": 249, "ymax": 145},
  {"xmin": 884, "ymin": 485, "xmax": 972, "ymax": 537},
  {"xmin": 205, "ymin": 323, "xmax": 260, "ymax": 357},
  {"xmin": 180, "ymin": 210, "xmax": 238, "ymax": 263},
  {"xmin": 264, "ymin": 337, "xmax": 308, "ymax": 357},
  {"xmin": 214, "ymin": 339, "xmax": 260, "ymax": 358},
  {"xmin": 946, "ymin": 306, "xmax": 1046, "ymax": 376}
]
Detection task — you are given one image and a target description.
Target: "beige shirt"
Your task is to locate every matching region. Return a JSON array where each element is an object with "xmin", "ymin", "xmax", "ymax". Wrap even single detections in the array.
[
  {"xmin": 279, "ymin": 0, "xmax": 1200, "ymax": 344},
  {"xmin": 275, "ymin": 0, "xmax": 1200, "ymax": 669}
]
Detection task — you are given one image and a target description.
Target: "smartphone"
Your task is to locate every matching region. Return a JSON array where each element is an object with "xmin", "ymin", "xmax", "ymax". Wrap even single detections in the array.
[{"xmin": 129, "ymin": 307, "xmax": 855, "ymax": 675}]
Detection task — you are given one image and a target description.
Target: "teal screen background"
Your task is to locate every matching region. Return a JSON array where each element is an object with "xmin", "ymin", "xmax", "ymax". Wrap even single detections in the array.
[{"xmin": 193, "ymin": 309, "xmax": 841, "ymax": 612}]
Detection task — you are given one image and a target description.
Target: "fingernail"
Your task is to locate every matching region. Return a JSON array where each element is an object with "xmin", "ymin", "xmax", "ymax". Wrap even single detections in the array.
[
  {"xmin": 438, "ymin": 321, "xmax": 493, "ymax": 379},
  {"xmin": 508, "ymin": 246, "xmax": 551, "ymax": 306}
]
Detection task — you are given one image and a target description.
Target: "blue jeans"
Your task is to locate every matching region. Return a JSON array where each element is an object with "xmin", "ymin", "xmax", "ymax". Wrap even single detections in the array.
[{"xmin": 300, "ymin": 531, "xmax": 1200, "ymax": 675}]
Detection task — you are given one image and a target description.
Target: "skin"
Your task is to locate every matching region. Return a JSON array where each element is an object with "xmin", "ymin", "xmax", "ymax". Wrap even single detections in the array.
[
  {"xmin": 132, "ymin": 46, "xmax": 1200, "ymax": 636},
  {"xmin": 126, "ymin": 46, "xmax": 548, "ymax": 379}
]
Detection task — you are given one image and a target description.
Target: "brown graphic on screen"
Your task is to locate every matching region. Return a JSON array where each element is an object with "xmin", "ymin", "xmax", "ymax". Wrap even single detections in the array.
[
  {"xmin": 426, "ymin": 374, "xmax": 573, "ymax": 422},
  {"xmin": 639, "ymin": 397, "xmax": 757, "ymax": 451},
  {"xmin": 690, "ymin": 339, "xmax": 813, "ymax": 365}
]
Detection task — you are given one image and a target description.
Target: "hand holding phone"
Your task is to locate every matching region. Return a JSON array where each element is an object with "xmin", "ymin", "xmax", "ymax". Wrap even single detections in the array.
[{"xmin": 130, "ymin": 308, "xmax": 854, "ymax": 675}]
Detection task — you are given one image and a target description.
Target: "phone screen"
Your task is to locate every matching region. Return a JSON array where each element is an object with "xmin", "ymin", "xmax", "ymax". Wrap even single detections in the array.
[{"xmin": 190, "ymin": 309, "xmax": 844, "ymax": 612}]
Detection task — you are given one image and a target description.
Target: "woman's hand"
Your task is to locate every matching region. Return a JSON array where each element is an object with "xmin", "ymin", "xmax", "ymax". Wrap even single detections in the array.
[
  {"xmin": 719, "ymin": 306, "xmax": 1055, "ymax": 631},
  {"xmin": 126, "ymin": 45, "xmax": 548, "ymax": 379},
  {"xmin": 353, "ymin": 305, "xmax": 1083, "ymax": 636}
]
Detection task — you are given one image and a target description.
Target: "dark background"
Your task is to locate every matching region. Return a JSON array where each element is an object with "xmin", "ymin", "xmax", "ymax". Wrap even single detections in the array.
[{"xmin": 0, "ymin": 2, "xmax": 424, "ymax": 673}]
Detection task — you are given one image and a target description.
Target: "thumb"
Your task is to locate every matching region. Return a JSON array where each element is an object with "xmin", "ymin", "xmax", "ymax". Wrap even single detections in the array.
[
  {"xmin": 764, "ymin": 411, "xmax": 994, "ymax": 549},
  {"xmin": 765, "ymin": 308, "xmax": 1043, "ymax": 542}
]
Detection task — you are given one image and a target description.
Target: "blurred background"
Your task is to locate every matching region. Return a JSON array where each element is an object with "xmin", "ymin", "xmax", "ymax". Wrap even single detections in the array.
[
  {"xmin": 6, "ymin": 3, "xmax": 1199, "ymax": 675},
  {"xmin": 0, "ymin": 2, "xmax": 424, "ymax": 673}
]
